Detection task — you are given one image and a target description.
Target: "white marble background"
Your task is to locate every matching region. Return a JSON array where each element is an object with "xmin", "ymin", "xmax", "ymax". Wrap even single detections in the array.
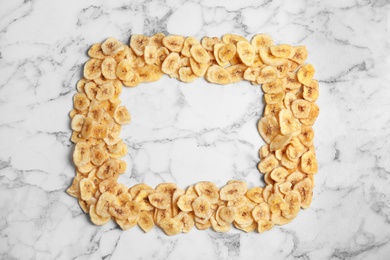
[{"xmin": 0, "ymin": 0, "xmax": 389, "ymax": 259}]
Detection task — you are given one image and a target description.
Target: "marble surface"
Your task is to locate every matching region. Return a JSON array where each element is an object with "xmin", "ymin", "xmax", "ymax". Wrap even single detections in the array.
[{"xmin": 1, "ymin": 0, "xmax": 390, "ymax": 259}]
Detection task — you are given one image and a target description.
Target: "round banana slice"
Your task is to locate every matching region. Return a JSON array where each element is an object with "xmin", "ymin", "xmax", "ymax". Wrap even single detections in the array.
[
  {"xmin": 297, "ymin": 63, "xmax": 315, "ymax": 86},
  {"xmin": 270, "ymin": 44, "xmax": 292, "ymax": 59},
  {"xmin": 289, "ymin": 46, "xmax": 308, "ymax": 65},
  {"xmin": 113, "ymin": 106, "xmax": 131, "ymax": 125},
  {"xmin": 154, "ymin": 208, "xmax": 172, "ymax": 225},
  {"xmin": 101, "ymin": 57, "xmax": 117, "ymax": 80},
  {"xmin": 281, "ymin": 190, "xmax": 301, "ymax": 219},
  {"xmin": 148, "ymin": 192, "xmax": 170, "ymax": 209},
  {"xmin": 246, "ymin": 187, "xmax": 264, "ymax": 204},
  {"xmin": 270, "ymin": 167, "xmax": 289, "ymax": 183},
  {"xmin": 71, "ymin": 114, "xmax": 85, "ymax": 132},
  {"xmin": 251, "ymin": 34, "xmax": 274, "ymax": 54},
  {"xmin": 144, "ymin": 45, "xmax": 157, "ymax": 65},
  {"xmin": 96, "ymin": 191, "xmax": 117, "ymax": 218},
  {"xmin": 291, "ymin": 99, "xmax": 311, "ymax": 119},
  {"xmin": 299, "ymin": 125, "xmax": 314, "ymax": 147},
  {"xmin": 96, "ymin": 159, "xmax": 119, "ymax": 179},
  {"xmin": 138, "ymin": 211, "xmax": 155, "ymax": 233},
  {"xmin": 171, "ymin": 188, "xmax": 185, "ymax": 217},
  {"xmin": 293, "ymin": 177, "xmax": 313, "ymax": 209},
  {"xmin": 130, "ymin": 34, "xmax": 149, "ymax": 56},
  {"xmin": 222, "ymin": 34, "xmax": 248, "ymax": 45},
  {"xmin": 163, "ymin": 35, "xmax": 185, "ymax": 52},
  {"xmin": 257, "ymin": 115, "xmax": 279, "ymax": 144},
  {"xmin": 300, "ymin": 102, "xmax": 319, "ymax": 126},
  {"xmin": 90, "ymin": 145, "xmax": 109, "ymax": 166},
  {"xmin": 264, "ymin": 102, "xmax": 284, "ymax": 118},
  {"xmin": 155, "ymin": 183, "xmax": 177, "ymax": 197},
  {"xmin": 262, "ymin": 79, "xmax": 284, "ymax": 94},
  {"xmin": 178, "ymin": 67, "xmax": 197, "ymax": 83},
  {"xmin": 213, "ymin": 43, "xmax": 229, "ymax": 67},
  {"xmin": 205, "ymin": 65, "xmax": 231, "ymax": 85},
  {"xmin": 137, "ymin": 65, "xmax": 163, "ymax": 83},
  {"xmin": 235, "ymin": 205, "xmax": 254, "ymax": 226},
  {"xmin": 189, "ymin": 58, "xmax": 209, "ymax": 77},
  {"xmin": 107, "ymin": 140, "xmax": 128, "ymax": 159},
  {"xmin": 84, "ymin": 59, "xmax": 102, "ymax": 80},
  {"xmin": 129, "ymin": 183, "xmax": 153, "ymax": 198},
  {"xmin": 236, "ymin": 41, "xmax": 255, "ymax": 66},
  {"xmin": 243, "ymin": 66, "xmax": 261, "ymax": 82},
  {"xmin": 84, "ymin": 81, "xmax": 99, "ymax": 101},
  {"xmin": 161, "ymin": 52, "xmax": 180, "ymax": 75},
  {"xmin": 300, "ymin": 150, "xmax": 318, "ymax": 174},
  {"xmin": 218, "ymin": 43, "xmax": 236, "ymax": 63},
  {"xmin": 177, "ymin": 194, "xmax": 197, "ymax": 212},
  {"xmin": 79, "ymin": 178, "xmax": 96, "ymax": 201},
  {"xmin": 91, "ymin": 124, "xmax": 108, "ymax": 139},
  {"xmin": 279, "ymin": 109, "xmax": 300, "ymax": 135},
  {"xmin": 88, "ymin": 43, "xmax": 106, "ymax": 59},
  {"xmin": 112, "ymin": 47, "xmax": 127, "ymax": 63},
  {"xmin": 122, "ymin": 72, "xmax": 140, "ymax": 88},
  {"xmin": 181, "ymin": 36, "xmax": 200, "ymax": 57},
  {"xmin": 235, "ymin": 220, "xmax": 258, "ymax": 233},
  {"xmin": 303, "ymin": 80, "xmax": 319, "ymax": 102},
  {"xmin": 101, "ymin": 37, "xmax": 124, "ymax": 56},
  {"xmin": 257, "ymin": 65, "xmax": 278, "ymax": 84},
  {"xmin": 89, "ymin": 205, "xmax": 111, "ymax": 226},
  {"xmin": 108, "ymin": 202, "xmax": 131, "ymax": 220},
  {"xmin": 220, "ymin": 182, "xmax": 247, "ymax": 201},
  {"xmin": 252, "ymin": 202, "xmax": 270, "ymax": 222},
  {"xmin": 285, "ymin": 72, "xmax": 302, "ymax": 90},
  {"xmin": 73, "ymin": 141, "xmax": 91, "ymax": 167},
  {"xmin": 134, "ymin": 189, "xmax": 156, "ymax": 211},
  {"xmin": 174, "ymin": 212, "xmax": 195, "ymax": 233},
  {"xmin": 210, "ymin": 215, "xmax": 231, "ymax": 233},
  {"xmin": 149, "ymin": 33, "xmax": 165, "ymax": 48},
  {"xmin": 226, "ymin": 64, "xmax": 247, "ymax": 83},
  {"xmin": 194, "ymin": 181, "xmax": 219, "ymax": 203},
  {"xmin": 218, "ymin": 206, "xmax": 237, "ymax": 224},
  {"xmin": 259, "ymin": 47, "xmax": 285, "ymax": 67},
  {"xmin": 257, "ymin": 219, "xmax": 274, "ymax": 233},
  {"xmin": 190, "ymin": 43, "xmax": 210, "ymax": 64},
  {"xmin": 284, "ymin": 91, "xmax": 297, "ymax": 111},
  {"xmin": 268, "ymin": 193, "xmax": 286, "ymax": 214},
  {"xmin": 155, "ymin": 47, "xmax": 169, "ymax": 67},
  {"xmin": 276, "ymin": 61, "xmax": 289, "ymax": 78},
  {"xmin": 264, "ymin": 92, "xmax": 285, "ymax": 105},
  {"xmin": 96, "ymin": 82, "xmax": 115, "ymax": 101},
  {"xmin": 201, "ymin": 36, "xmax": 222, "ymax": 51},
  {"xmin": 116, "ymin": 59, "xmax": 134, "ymax": 81},
  {"xmin": 159, "ymin": 217, "xmax": 182, "ymax": 236},
  {"xmin": 270, "ymin": 133, "xmax": 292, "ymax": 152},
  {"xmin": 257, "ymin": 154, "xmax": 278, "ymax": 174},
  {"xmin": 116, "ymin": 216, "xmax": 138, "ymax": 230},
  {"xmin": 73, "ymin": 93, "xmax": 90, "ymax": 111},
  {"xmin": 259, "ymin": 144, "xmax": 270, "ymax": 160},
  {"xmin": 192, "ymin": 196, "xmax": 212, "ymax": 218}
]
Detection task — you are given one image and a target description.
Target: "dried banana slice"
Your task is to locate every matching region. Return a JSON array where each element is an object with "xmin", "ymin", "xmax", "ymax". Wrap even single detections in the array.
[
  {"xmin": 213, "ymin": 43, "xmax": 229, "ymax": 67},
  {"xmin": 299, "ymin": 125, "xmax": 315, "ymax": 147},
  {"xmin": 257, "ymin": 115, "xmax": 279, "ymax": 144},
  {"xmin": 195, "ymin": 181, "xmax": 219, "ymax": 203},
  {"xmin": 246, "ymin": 187, "xmax": 264, "ymax": 204},
  {"xmin": 192, "ymin": 196, "xmax": 212, "ymax": 218},
  {"xmin": 116, "ymin": 59, "xmax": 134, "ymax": 81},
  {"xmin": 291, "ymin": 99, "xmax": 311, "ymax": 119},
  {"xmin": 279, "ymin": 109, "xmax": 300, "ymax": 135},
  {"xmin": 178, "ymin": 67, "xmax": 197, "ymax": 83},
  {"xmin": 220, "ymin": 182, "xmax": 247, "ymax": 201},
  {"xmin": 177, "ymin": 194, "xmax": 197, "ymax": 212},
  {"xmin": 138, "ymin": 211, "xmax": 155, "ymax": 233},
  {"xmin": 270, "ymin": 167, "xmax": 289, "ymax": 183},
  {"xmin": 130, "ymin": 34, "xmax": 149, "ymax": 56},
  {"xmin": 144, "ymin": 45, "xmax": 157, "ymax": 65},
  {"xmin": 96, "ymin": 82, "xmax": 115, "ymax": 101},
  {"xmin": 90, "ymin": 145, "xmax": 108, "ymax": 166},
  {"xmin": 114, "ymin": 106, "xmax": 131, "ymax": 125},
  {"xmin": 129, "ymin": 183, "xmax": 153, "ymax": 198},
  {"xmin": 88, "ymin": 43, "xmax": 106, "ymax": 59},
  {"xmin": 73, "ymin": 93, "xmax": 90, "ymax": 111},
  {"xmin": 264, "ymin": 92, "xmax": 285, "ymax": 105},
  {"xmin": 236, "ymin": 41, "xmax": 255, "ymax": 66},
  {"xmin": 222, "ymin": 34, "xmax": 248, "ymax": 45},
  {"xmin": 303, "ymin": 80, "xmax": 319, "ymax": 102},
  {"xmin": 259, "ymin": 47, "xmax": 285, "ymax": 66},
  {"xmin": 174, "ymin": 212, "xmax": 195, "ymax": 233},
  {"xmin": 281, "ymin": 190, "xmax": 301, "ymax": 219},
  {"xmin": 218, "ymin": 206, "xmax": 237, "ymax": 224},
  {"xmin": 163, "ymin": 35, "xmax": 185, "ymax": 52},
  {"xmin": 297, "ymin": 63, "xmax": 315, "ymax": 86},
  {"xmin": 226, "ymin": 64, "xmax": 247, "ymax": 83},
  {"xmin": 161, "ymin": 52, "xmax": 180, "ymax": 74},
  {"xmin": 73, "ymin": 141, "xmax": 91, "ymax": 167},
  {"xmin": 211, "ymin": 214, "xmax": 231, "ymax": 233},
  {"xmin": 257, "ymin": 65, "xmax": 278, "ymax": 84},
  {"xmin": 84, "ymin": 59, "xmax": 102, "ymax": 80},
  {"xmin": 201, "ymin": 36, "xmax": 222, "ymax": 51},
  {"xmin": 300, "ymin": 150, "xmax": 318, "ymax": 174},
  {"xmin": 300, "ymin": 102, "xmax": 319, "ymax": 126},
  {"xmin": 270, "ymin": 133, "xmax": 292, "ymax": 152},
  {"xmin": 293, "ymin": 178, "xmax": 313, "ymax": 209},
  {"xmin": 96, "ymin": 159, "xmax": 118, "ymax": 179},
  {"xmin": 289, "ymin": 46, "xmax": 308, "ymax": 65},
  {"xmin": 262, "ymin": 79, "xmax": 284, "ymax": 94},
  {"xmin": 149, "ymin": 33, "xmax": 165, "ymax": 48},
  {"xmin": 96, "ymin": 192, "xmax": 117, "ymax": 218},
  {"xmin": 251, "ymin": 34, "xmax": 274, "ymax": 53},
  {"xmin": 235, "ymin": 205, "xmax": 254, "ymax": 226},
  {"xmin": 252, "ymin": 202, "xmax": 271, "ymax": 222},
  {"xmin": 148, "ymin": 192, "xmax": 170, "ymax": 209},
  {"xmin": 182, "ymin": 36, "xmax": 200, "ymax": 57},
  {"xmin": 190, "ymin": 44, "xmax": 210, "ymax": 64},
  {"xmin": 268, "ymin": 193, "xmax": 286, "ymax": 213},
  {"xmin": 101, "ymin": 37, "xmax": 124, "ymax": 56},
  {"xmin": 71, "ymin": 114, "xmax": 85, "ymax": 132},
  {"xmin": 79, "ymin": 178, "xmax": 96, "ymax": 201},
  {"xmin": 218, "ymin": 43, "xmax": 236, "ymax": 63},
  {"xmin": 116, "ymin": 215, "xmax": 138, "ymax": 230},
  {"xmin": 205, "ymin": 65, "xmax": 231, "ymax": 85},
  {"xmin": 270, "ymin": 44, "xmax": 292, "ymax": 59},
  {"xmin": 243, "ymin": 66, "xmax": 261, "ymax": 82},
  {"xmin": 159, "ymin": 217, "xmax": 182, "ymax": 236},
  {"xmin": 89, "ymin": 205, "xmax": 111, "ymax": 226},
  {"xmin": 257, "ymin": 219, "xmax": 274, "ymax": 233},
  {"xmin": 134, "ymin": 189, "xmax": 156, "ymax": 211},
  {"xmin": 189, "ymin": 58, "xmax": 209, "ymax": 77},
  {"xmin": 258, "ymin": 154, "xmax": 278, "ymax": 174}
]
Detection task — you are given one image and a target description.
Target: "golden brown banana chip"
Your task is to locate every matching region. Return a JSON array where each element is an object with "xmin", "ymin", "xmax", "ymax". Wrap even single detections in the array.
[
  {"xmin": 243, "ymin": 66, "xmax": 261, "ymax": 82},
  {"xmin": 270, "ymin": 167, "xmax": 289, "ymax": 183},
  {"xmin": 257, "ymin": 65, "xmax": 278, "ymax": 84},
  {"xmin": 116, "ymin": 59, "xmax": 134, "ymax": 81},
  {"xmin": 163, "ymin": 35, "xmax": 185, "ymax": 52},
  {"xmin": 281, "ymin": 190, "xmax": 301, "ymax": 219},
  {"xmin": 303, "ymin": 80, "xmax": 319, "ymax": 102},
  {"xmin": 279, "ymin": 109, "xmax": 300, "ymax": 135},
  {"xmin": 192, "ymin": 196, "xmax": 211, "ymax": 218},
  {"xmin": 257, "ymin": 115, "xmax": 279, "ymax": 144},
  {"xmin": 205, "ymin": 65, "xmax": 232, "ymax": 84},
  {"xmin": 174, "ymin": 212, "xmax": 195, "ymax": 233},
  {"xmin": 178, "ymin": 67, "xmax": 197, "ymax": 83},
  {"xmin": 73, "ymin": 93, "xmax": 90, "ymax": 111},
  {"xmin": 116, "ymin": 216, "xmax": 138, "ymax": 230},
  {"xmin": 213, "ymin": 43, "xmax": 229, "ymax": 67},
  {"xmin": 226, "ymin": 64, "xmax": 247, "ymax": 83},
  {"xmin": 270, "ymin": 133, "xmax": 292, "ymax": 152},
  {"xmin": 300, "ymin": 150, "xmax": 318, "ymax": 174},
  {"xmin": 96, "ymin": 159, "xmax": 119, "ymax": 179},
  {"xmin": 79, "ymin": 178, "xmax": 96, "ymax": 201},
  {"xmin": 251, "ymin": 34, "xmax": 274, "ymax": 53},
  {"xmin": 297, "ymin": 63, "xmax": 315, "ymax": 86},
  {"xmin": 90, "ymin": 205, "xmax": 111, "ymax": 225},
  {"xmin": 289, "ymin": 46, "xmax": 308, "ymax": 65},
  {"xmin": 101, "ymin": 57, "xmax": 117, "ymax": 80},
  {"xmin": 159, "ymin": 217, "xmax": 182, "ymax": 236},
  {"xmin": 96, "ymin": 191, "xmax": 117, "ymax": 218},
  {"xmin": 264, "ymin": 92, "xmax": 285, "ymax": 105},
  {"xmin": 268, "ymin": 193, "xmax": 286, "ymax": 213},
  {"xmin": 73, "ymin": 141, "xmax": 91, "ymax": 167},
  {"xmin": 291, "ymin": 99, "xmax": 311, "ymax": 119},
  {"xmin": 90, "ymin": 145, "xmax": 108, "ymax": 166},
  {"xmin": 189, "ymin": 57, "xmax": 209, "ymax": 77},
  {"xmin": 222, "ymin": 34, "xmax": 248, "ymax": 45},
  {"xmin": 252, "ymin": 202, "xmax": 271, "ymax": 222},
  {"xmin": 114, "ymin": 106, "xmax": 131, "ymax": 125},
  {"xmin": 149, "ymin": 33, "xmax": 165, "ymax": 48},
  {"xmin": 182, "ymin": 36, "xmax": 200, "ymax": 57},
  {"xmin": 262, "ymin": 79, "xmax": 284, "ymax": 94},
  {"xmin": 246, "ymin": 187, "xmax": 264, "ymax": 204},
  {"xmin": 88, "ymin": 43, "xmax": 107, "ymax": 59},
  {"xmin": 161, "ymin": 52, "xmax": 180, "ymax": 74},
  {"xmin": 195, "ymin": 181, "xmax": 219, "ymax": 203},
  {"xmin": 259, "ymin": 47, "xmax": 285, "ymax": 66},
  {"xmin": 71, "ymin": 114, "xmax": 85, "ymax": 132},
  {"xmin": 156, "ymin": 47, "xmax": 170, "ymax": 67},
  {"xmin": 300, "ymin": 102, "xmax": 319, "ymax": 126},
  {"xmin": 138, "ymin": 211, "xmax": 155, "ymax": 233},
  {"xmin": 155, "ymin": 182, "xmax": 177, "ymax": 197},
  {"xmin": 101, "ymin": 37, "xmax": 124, "ymax": 56},
  {"xmin": 144, "ymin": 45, "xmax": 157, "ymax": 65},
  {"xmin": 257, "ymin": 219, "xmax": 274, "ymax": 233},
  {"xmin": 129, "ymin": 183, "xmax": 153, "ymax": 198},
  {"xmin": 177, "ymin": 194, "xmax": 197, "ymax": 212},
  {"xmin": 130, "ymin": 34, "xmax": 149, "ymax": 56},
  {"xmin": 211, "ymin": 215, "xmax": 231, "ymax": 233},
  {"xmin": 190, "ymin": 43, "xmax": 210, "ymax": 64},
  {"xmin": 220, "ymin": 182, "xmax": 247, "ymax": 201},
  {"xmin": 134, "ymin": 189, "xmax": 156, "ymax": 211},
  {"xmin": 299, "ymin": 125, "xmax": 314, "ymax": 147},
  {"xmin": 84, "ymin": 59, "xmax": 102, "ymax": 80},
  {"xmin": 201, "ymin": 36, "xmax": 222, "ymax": 51},
  {"xmin": 257, "ymin": 154, "xmax": 278, "ymax": 174},
  {"xmin": 218, "ymin": 205, "xmax": 237, "ymax": 224},
  {"xmin": 236, "ymin": 41, "xmax": 255, "ymax": 66},
  {"xmin": 270, "ymin": 44, "xmax": 292, "ymax": 59},
  {"xmin": 148, "ymin": 192, "xmax": 170, "ymax": 209},
  {"xmin": 293, "ymin": 178, "xmax": 313, "ymax": 209},
  {"xmin": 218, "ymin": 43, "xmax": 236, "ymax": 63},
  {"xmin": 235, "ymin": 205, "xmax": 254, "ymax": 226}
]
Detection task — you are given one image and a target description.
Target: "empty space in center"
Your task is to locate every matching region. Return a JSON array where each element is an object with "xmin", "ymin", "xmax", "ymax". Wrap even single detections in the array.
[{"xmin": 119, "ymin": 77, "xmax": 266, "ymax": 189}]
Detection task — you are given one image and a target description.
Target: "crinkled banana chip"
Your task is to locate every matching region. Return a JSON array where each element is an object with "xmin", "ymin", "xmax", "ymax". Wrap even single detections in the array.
[{"xmin": 67, "ymin": 33, "xmax": 319, "ymax": 235}]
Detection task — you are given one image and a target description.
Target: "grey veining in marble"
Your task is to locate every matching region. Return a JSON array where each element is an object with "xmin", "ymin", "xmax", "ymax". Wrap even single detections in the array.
[{"xmin": 0, "ymin": 0, "xmax": 389, "ymax": 259}]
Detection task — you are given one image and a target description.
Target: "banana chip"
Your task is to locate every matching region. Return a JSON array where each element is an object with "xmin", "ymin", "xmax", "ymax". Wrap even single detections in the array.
[{"xmin": 205, "ymin": 65, "xmax": 231, "ymax": 85}]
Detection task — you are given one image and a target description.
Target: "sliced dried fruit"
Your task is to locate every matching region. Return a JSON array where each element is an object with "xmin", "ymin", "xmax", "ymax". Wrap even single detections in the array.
[
  {"xmin": 270, "ymin": 133, "xmax": 292, "ymax": 152},
  {"xmin": 114, "ymin": 106, "xmax": 131, "ymax": 125},
  {"xmin": 84, "ymin": 59, "xmax": 102, "ymax": 80},
  {"xmin": 101, "ymin": 37, "xmax": 124, "ymax": 56},
  {"xmin": 138, "ymin": 211, "xmax": 155, "ymax": 232},
  {"xmin": 257, "ymin": 115, "xmax": 279, "ymax": 144},
  {"xmin": 148, "ymin": 192, "xmax": 170, "ymax": 209},
  {"xmin": 218, "ymin": 43, "xmax": 236, "ymax": 63},
  {"xmin": 190, "ymin": 44, "xmax": 210, "ymax": 64},
  {"xmin": 258, "ymin": 154, "xmax": 278, "ymax": 174},
  {"xmin": 257, "ymin": 65, "xmax": 278, "ymax": 84},
  {"xmin": 226, "ymin": 64, "xmax": 247, "ymax": 83},
  {"xmin": 251, "ymin": 34, "xmax": 274, "ymax": 53},
  {"xmin": 192, "ymin": 196, "xmax": 211, "ymax": 218},
  {"xmin": 163, "ymin": 35, "xmax": 185, "ymax": 52},
  {"xmin": 236, "ymin": 41, "xmax": 255, "ymax": 66},
  {"xmin": 130, "ymin": 34, "xmax": 149, "ymax": 56},
  {"xmin": 303, "ymin": 80, "xmax": 319, "ymax": 102},
  {"xmin": 190, "ymin": 58, "xmax": 209, "ymax": 77},
  {"xmin": 159, "ymin": 217, "xmax": 182, "ymax": 236},
  {"xmin": 205, "ymin": 65, "xmax": 231, "ymax": 85},
  {"xmin": 252, "ymin": 202, "xmax": 271, "ymax": 221},
  {"xmin": 297, "ymin": 64, "xmax": 315, "ymax": 86},
  {"xmin": 220, "ymin": 182, "xmax": 247, "ymax": 201},
  {"xmin": 270, "ymin": 44, "xmax": 292, "ymax": 59},
  {"xmin": 281, "ymin": 190, "xmax": 301, "ymax": 219},
  {"xmin": 144, "ymin": 45, "xmax": 157, "ymax": 65},
  {"xmin": 174, "ymin": 212, "xmax": 195, "ymax": 233},
  {"xmin": 178, "ymin": 67, "xmax": 197, "ymax": 83},
  {"xmin": 293, "ymin": 178, "xmax": 313, "ymax": 209},
  {"xmin": 161, "ymin": 52, "xmax": 180, "ymax": 74},
  {"xmin": 300, "ymin": 150, "xmax": 318, "ymax": 174},
  {"xmin": 257, "ymin": 219, "xmax": 274, "ymax": 233}
]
